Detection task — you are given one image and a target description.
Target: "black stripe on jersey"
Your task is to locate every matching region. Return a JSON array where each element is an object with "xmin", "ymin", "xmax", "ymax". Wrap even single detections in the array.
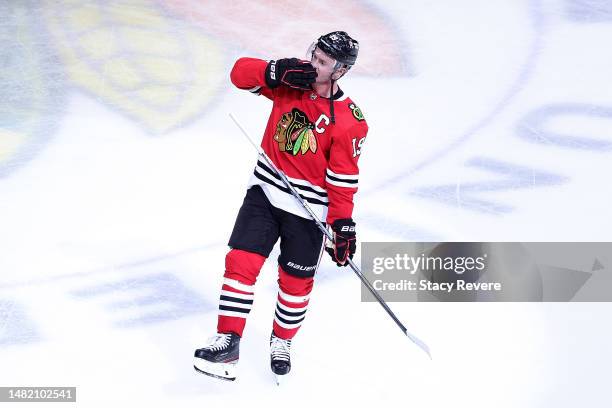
[
  {"xmin": 219, "ymin": 305, "xmax": 251, "ymax": 314},
  {"xmin": 276, "ymin": 305, "xmax": 306, "ymax": 317},
  {"xmin": 253, "ymin": 171, "xmax": 329, "ymax": 207},
  {"xmin": 326, "ymin": 173, "xmax": 358, "ymax": 184},
  {"xmin": 220, "ymin": 295, "xmax": 254, "ymax": 305},
  {"xmin": 275, "ymin": 311, "xmax": 305, "ymax": 325},
  {"xmin": 257, "ymin": 160, "xmax": 328, "ymax": 198}
]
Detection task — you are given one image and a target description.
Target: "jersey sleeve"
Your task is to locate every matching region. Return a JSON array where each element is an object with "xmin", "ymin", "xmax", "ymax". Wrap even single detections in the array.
[
  {"xmin": 325, "ymin": 123, "xmax": 368, "ymax": 224},
  {"xmin": 230, "ymin": 57, "xmax": 275, "ymax": 100}
]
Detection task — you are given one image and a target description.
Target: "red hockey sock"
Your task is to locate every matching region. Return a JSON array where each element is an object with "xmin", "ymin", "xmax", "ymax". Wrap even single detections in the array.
[
  {"xmin": 272, "ymin": 266, "xmax": 314, "ymax": 340},
  {"xmin": 217, "ymin": 249, "xmax": 266, "ymax": 336}
]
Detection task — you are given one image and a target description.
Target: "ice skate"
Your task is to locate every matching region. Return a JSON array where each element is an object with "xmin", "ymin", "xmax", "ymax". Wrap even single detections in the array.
[
  {"xmin": 270, "ymin": 332, "xmax": 292, "ymax": 385},
  {"xmin": 194, "ymin": 333, "xmax": 240, "ymax": 381}
]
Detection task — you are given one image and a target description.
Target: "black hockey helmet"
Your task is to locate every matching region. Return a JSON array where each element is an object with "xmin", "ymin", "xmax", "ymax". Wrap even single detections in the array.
[{"xmin": 315, "ymin": 31, "xmax": 359, "ymax": 67}]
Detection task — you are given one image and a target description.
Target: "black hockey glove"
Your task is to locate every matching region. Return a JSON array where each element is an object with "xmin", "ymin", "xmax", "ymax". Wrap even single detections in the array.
[
  {"xmin": 325, "ymin": 218, "xmax": 356, "ymax": 267},
  {"xmin": 265, "ymin": 58, "xmax": 317, "ymax": 91}
]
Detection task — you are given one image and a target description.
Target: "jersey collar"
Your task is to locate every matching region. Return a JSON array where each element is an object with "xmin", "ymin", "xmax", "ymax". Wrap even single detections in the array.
[{"xmin": 309, "ymin": 88, "xmax": 344, "ymax": 100}]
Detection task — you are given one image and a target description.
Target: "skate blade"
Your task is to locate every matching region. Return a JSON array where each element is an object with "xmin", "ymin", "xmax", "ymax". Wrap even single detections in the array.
[
  {"xmin": 273, "ymin": 372, "xmax": 288, "ymax": 386},
  {"xmin": 193, "ymin": 358, "xmax": 237, "ymax": 381}
]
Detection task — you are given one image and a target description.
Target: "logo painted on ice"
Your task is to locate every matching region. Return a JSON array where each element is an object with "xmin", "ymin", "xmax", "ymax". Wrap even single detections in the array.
[{"xmin": 372, "ymin": 0, "xmax": 548, "ymax": 194}]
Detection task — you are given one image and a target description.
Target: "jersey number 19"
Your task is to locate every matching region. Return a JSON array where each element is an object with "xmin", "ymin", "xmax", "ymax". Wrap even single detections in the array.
[{"xmin": 352, "ymin": 137, "xmax": 365, "ymax": 157}]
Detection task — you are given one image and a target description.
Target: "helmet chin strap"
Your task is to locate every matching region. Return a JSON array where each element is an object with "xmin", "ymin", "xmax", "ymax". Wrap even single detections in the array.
[
  {"xmin": 328, "ymin": 62, "xmax": 347, "ymax": 125},
  {"xmin": 329, "ymin": 63, "xmax": 342, "ymax": 125},
  {"xmin": 329, "ymin": 77, "xmax": 336, "ymax": 124}
]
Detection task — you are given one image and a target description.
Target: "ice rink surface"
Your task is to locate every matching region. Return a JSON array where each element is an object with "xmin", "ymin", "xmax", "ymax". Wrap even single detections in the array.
[{"xmin": 1, "ymin": 1, "xmax": 611, "ymax": 407}]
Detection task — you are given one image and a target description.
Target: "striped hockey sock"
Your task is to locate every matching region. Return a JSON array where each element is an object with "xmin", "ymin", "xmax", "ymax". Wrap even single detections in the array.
[
  {"xmin": 273, "ymin": 267, "xmax": 314, "ymax": 339},
  {"xmin": 217, "ymin": 249, "xmax": 265, "ymax": 336}
]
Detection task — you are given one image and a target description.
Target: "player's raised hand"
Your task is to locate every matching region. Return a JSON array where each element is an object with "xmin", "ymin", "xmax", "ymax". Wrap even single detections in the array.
[{"xmin": 265, "ymin": 58, "xmax": 317, "ymax": 91}]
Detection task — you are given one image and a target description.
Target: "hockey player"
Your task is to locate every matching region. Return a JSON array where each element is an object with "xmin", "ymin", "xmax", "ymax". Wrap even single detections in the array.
[{"xmin": 194, "ymin": 31, "xmax": 368, "ymax": 382}]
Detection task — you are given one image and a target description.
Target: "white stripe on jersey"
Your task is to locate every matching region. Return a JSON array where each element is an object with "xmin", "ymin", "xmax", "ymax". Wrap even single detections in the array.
[
  {"xmin": 257, "ymin": 160, "xmax": 327, "ymax": 195},
  {"xmin": 248, "ymin": 177, "xmax": 328, "ymax": 221},
  {"xmin": 326, "ymin": 176, "xmax": 359, "ymax": 189},
  {"xmin": 326, "ymin": 168, "xmax": 359, "ymax": 181},
  {"xmin": 284, "ymin": 175, "xmax": 327, "ymax": 195},
  {"xmin": 254, "ymin": 165, "xmax": 329, "ymax": 204}
]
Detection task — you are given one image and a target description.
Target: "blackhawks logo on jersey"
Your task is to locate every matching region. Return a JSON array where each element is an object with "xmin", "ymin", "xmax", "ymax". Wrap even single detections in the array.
[
  {"xmin": 274, "ymin": 108, "xmax": 317, "ymax": 155},
  {"xmin": 349, "ymin": 103, "xmax": 364, "ymax": 122}
]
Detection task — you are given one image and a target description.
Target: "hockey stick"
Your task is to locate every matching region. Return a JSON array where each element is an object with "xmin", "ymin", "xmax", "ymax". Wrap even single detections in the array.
[{"xmin": 229, "ymin": 113, "xmax": 431, "ymax": 359}]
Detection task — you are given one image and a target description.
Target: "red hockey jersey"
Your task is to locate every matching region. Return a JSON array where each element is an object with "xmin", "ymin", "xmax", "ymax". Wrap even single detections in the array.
[{"xmin": 230, "ymin": 57, "xmax": 368, "ymax": 224}]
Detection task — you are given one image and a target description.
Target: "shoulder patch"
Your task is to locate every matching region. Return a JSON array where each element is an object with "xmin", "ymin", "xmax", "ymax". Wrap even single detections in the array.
[{"xmin": 348, "ymin": 103, "xmax": 365, "ymax": 122}]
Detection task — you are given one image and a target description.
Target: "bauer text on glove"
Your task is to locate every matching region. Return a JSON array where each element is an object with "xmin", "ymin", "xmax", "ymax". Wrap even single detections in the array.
[
  {"xmin": 265, "ymin": 58, "xmax": 317, "ymax": 90},
  {"xmin": 325, "ymin": 218, "xmax": 356, "ymax": 267}
]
